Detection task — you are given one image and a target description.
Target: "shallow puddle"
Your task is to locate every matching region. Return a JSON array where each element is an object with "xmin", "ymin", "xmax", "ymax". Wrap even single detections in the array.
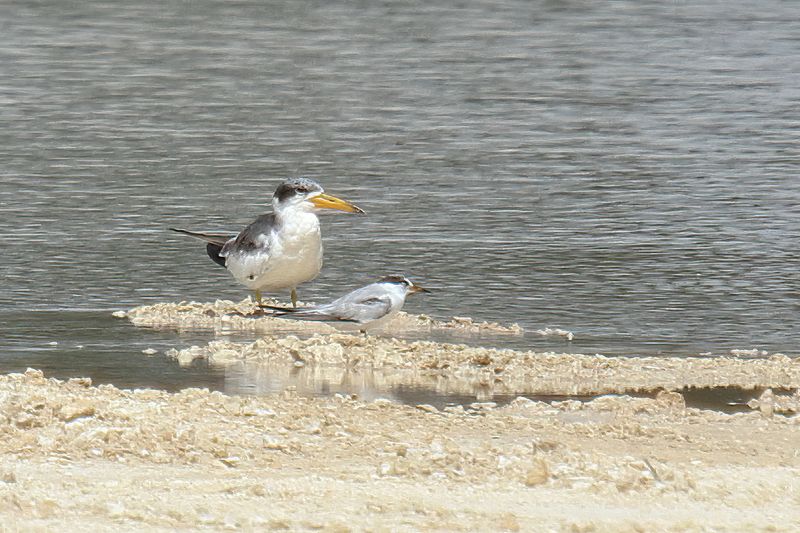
[
  {"xmin": 5, "ymin": 310, "xmax": 796, "ymax": 416},
  {"xmin": 222, "ymin": 362, "xmax": 797, "ymax": 414}
]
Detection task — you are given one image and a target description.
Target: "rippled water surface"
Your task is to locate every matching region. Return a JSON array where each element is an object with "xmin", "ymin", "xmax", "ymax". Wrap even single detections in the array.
[{"xmin": 1, "ymin": 0, "xmax": 799, "ymax": 392}]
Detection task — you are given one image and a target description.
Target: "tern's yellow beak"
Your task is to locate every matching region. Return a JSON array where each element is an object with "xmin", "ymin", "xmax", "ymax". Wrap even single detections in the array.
[{"xmin": 310, "ymin": 193, "xmax": 365, "ymax": 214}]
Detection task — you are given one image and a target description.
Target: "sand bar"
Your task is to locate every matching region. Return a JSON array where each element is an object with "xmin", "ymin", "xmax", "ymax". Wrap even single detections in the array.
[
  {"xmin": 2, "ymin": 301, "xmax": 797, "ymax": 530},
  {"xmin": 0, "ymin": 369, "xmax": 798, "ymax": 531},
  {"xmin": 122, "ymin": 300, "xmax": 800, "ymax": 396}
]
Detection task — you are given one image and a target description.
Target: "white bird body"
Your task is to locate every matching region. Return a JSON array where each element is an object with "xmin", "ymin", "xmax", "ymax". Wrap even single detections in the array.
[
  {"xmin": 172, "ymin": 178, "xmax": 363, "ymax": 306},
  {"xmin": 224, "ymin": 210, "xmax": 323, "ymax": 291}
]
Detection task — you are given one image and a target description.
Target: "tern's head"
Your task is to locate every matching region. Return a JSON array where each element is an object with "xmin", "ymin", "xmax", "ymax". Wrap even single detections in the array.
[
  {"xmin": 272, "ymin": 177, "xmax": 364, "ymax": 215},
  {"xmin": 379, "ymin": 275, "xmax": 431, "ymax": 296}
]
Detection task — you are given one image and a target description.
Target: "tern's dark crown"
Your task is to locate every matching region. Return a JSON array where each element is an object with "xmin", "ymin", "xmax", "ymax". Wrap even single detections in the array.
[
  {"xmin": 273, "ymin": 177, "xmax": 323, "ymax": 203},
  {"xmin": 379, "ymin": 275, "xmax": 412, "ymax": 286}
]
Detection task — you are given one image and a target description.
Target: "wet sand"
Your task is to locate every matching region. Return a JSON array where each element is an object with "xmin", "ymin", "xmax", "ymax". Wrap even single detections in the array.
[
  {"xmin": 1, "ymin": 369, "xmax": 798, "ymax": 531},
  {"xmin": 125, "ymin": 300, "xmax": 800, "ymax": 398},
  {"xmin": 1, "ymin": 301, "xmax": 798, "ymax": 531},
  {"xmin": 121, "ymin": 298, "xmax": 525, "ymax": 335}
]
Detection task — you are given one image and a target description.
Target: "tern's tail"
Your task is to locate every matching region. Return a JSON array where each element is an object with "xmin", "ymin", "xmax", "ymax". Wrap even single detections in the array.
[
  {"xmin": 170, "ymin": 228, "xmax": 232, "ymax": 245},
  {"xmin": 170, "ymin": 228, "xmax": 234, "ymax": 268},
  {"xmin": 259, "ymin": 305, "xmax": 358, "ymax": 323},
  {"xmin": 258, "ymin": 304, "xmax": 298, "ymax": 315}
]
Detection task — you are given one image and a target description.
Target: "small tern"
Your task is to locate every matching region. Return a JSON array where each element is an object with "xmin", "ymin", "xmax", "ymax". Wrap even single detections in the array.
[
  {"xmin": 171, "ymin": 177, "xmax": 364, "ymax": 307},
  {"xmin": 262, "ymin": 275, "xmax": 430, "ymax": 332}
]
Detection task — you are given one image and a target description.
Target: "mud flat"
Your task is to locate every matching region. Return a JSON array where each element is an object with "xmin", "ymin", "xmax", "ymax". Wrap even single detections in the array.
[
  {"xmin": 0, "ymin": 369, "xmax": 798, "ymax": 531},
  {"xmin": 2, "ymin": 301, "xmax": 795, "ymax": 530},
  {"xmin": 125, "ymin": 299, "xmax": 800, "ymax": 396},
  {"xmin": 120, "ymin": 299, "xmax": 524, "ymax": 335},
  {"xmin": 167, "ymin": 334, "xmax": 800, "ymax": 399}
]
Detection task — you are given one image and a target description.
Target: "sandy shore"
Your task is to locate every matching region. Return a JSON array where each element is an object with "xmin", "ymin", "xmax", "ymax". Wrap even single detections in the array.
[
  {"xmin": 0, "ymin": 369, "xmax": 798, "ymax": 531},
  {"xmin": 121, "ymin": 298, "xmax": 525, "ymax": 336},
  {"xmin": 124, "ymin": 300, "xmax": 800, "ymax": 398},
  {"xmin": 1, "ymin": 301, "xmax": 798, "ymax": 531}
]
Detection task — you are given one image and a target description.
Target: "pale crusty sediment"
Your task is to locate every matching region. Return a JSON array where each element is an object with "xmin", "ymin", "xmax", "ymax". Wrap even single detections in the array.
[
  {"xmin": 167, "ymin": 334, "xmax": 800, "ymax": 396},
  {"xmin": 120, "ymin": 298, "xmax": 524, "ymax": 334},
  {"xmin": 0, "ymin": 369, "xmax": 798, "ymax": 531},
  {"xmin": 124, "ymin": 300, "xmax": 800, "ymax": 396},
  {"xmin": 55, "ymin": 299, "xmax": 798, "ymax": 530}
]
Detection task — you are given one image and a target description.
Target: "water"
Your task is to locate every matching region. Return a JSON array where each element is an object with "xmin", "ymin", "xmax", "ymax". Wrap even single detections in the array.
[
  {"xmin": 2, "ymin": 1, "xmax": 799, "ymax": 395},
  {"xmin": 223, "ymin": 364, "xmax": 792, "ymax": 415}
]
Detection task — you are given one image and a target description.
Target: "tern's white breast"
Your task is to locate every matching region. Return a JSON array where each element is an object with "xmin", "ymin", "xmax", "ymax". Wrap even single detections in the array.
[{"xmin": 226, "ymin": 212, "xmax": 323, "ymax": 291}]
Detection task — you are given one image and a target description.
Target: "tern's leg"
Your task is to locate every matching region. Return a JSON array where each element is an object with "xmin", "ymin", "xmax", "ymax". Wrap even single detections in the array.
[
  {"xmin": 254, "ymin": 290, "xmax": 262, "ymax": 305},
  {"xmin": 291, "ymin": 288, "xmax": 298, "ymax": 308}
]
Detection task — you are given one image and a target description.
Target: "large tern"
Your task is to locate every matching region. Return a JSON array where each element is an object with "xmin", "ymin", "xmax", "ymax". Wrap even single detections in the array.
[
  {"xmin": 262, "ymin": 275, "xmax": 430, "ymax": 332},
  {"xmin": 171, "ymin": 177, "xmax": 364, "ymax": 307}
]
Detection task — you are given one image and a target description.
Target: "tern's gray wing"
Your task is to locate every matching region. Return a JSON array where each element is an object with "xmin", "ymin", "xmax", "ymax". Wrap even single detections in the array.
[
  {"xmin": 268, "ymin": 285, "xmax": 394, "ymax": 324},
  {"xmin": 314, "ymin": 285, "xmax": 394, "ymax": 323},
  {"xmin": 220, "ymin": 214, "xmax": 277, "ymax": 257},
  {"xmin": 285, "ymin": 297, "xmax": 392, "ymax": 323}
]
